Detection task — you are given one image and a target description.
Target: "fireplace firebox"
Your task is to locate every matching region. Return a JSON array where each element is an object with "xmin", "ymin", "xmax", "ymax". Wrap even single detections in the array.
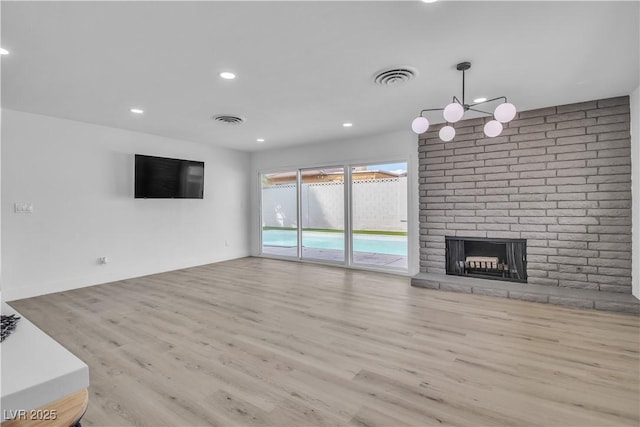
[{"xmin": 445, "ymin": 236, "xmax": 527, "ymax": 283}]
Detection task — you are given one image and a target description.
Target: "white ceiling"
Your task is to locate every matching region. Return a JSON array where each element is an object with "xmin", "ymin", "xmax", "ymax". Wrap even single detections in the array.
[{"xmin": 2, "ymin": 1, "xmax": 638, "ymax": 152}]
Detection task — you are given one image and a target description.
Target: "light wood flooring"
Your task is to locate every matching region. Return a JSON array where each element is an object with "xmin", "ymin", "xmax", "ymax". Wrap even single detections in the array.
[{"xmin": 9, "ymin": 257, "xmax": 640, "ymax": 426}]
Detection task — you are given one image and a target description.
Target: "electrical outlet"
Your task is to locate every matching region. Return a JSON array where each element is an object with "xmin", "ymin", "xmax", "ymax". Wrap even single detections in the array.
[{"xmin": 98, "ymin": 256, "xmax": 108, "ymax": 265}]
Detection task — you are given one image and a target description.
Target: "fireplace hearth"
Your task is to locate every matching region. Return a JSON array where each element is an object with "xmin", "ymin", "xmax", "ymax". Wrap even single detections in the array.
[{"xmin": 446, "ymin": 236, "xmax": 527, "ymax": 283}]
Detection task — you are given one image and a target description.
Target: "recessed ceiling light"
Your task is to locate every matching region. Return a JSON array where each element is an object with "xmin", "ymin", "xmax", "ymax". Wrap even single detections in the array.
[
  {"xmin": 256, "ymin": 138, "xmax": 265, "ymax": 143},
  {"xmin": 473, "ymin": 97, "xmax": 487, "ymax": 103},
  {"xmin": 0, "ymin": 48, "xmax": 9, "ymax": 55},
  {"xmin": 343, "ymin": 123, "xmax": 353, "ymax": 127},
  {"xmin": 421, "ymin": 0, "xmax": 438, "ymax": 3},
  {"xmin": 219, "ymin": 72, "xmax": 236, "ymax": 80},
  {"xmin": 130, "ymin": 108, "xmax": 144, "ymax": 114}
]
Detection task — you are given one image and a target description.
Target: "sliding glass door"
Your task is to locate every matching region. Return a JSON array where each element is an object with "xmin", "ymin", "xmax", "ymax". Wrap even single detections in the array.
[
  {"xmin": 351, "ymin": 162, "xmax": 408, "ymax": 269},
  {"xmin": 260, "ymin": 161, "xmax": 407, "ymax": 272},
  {"xmin": 300, "ymin": 167, "xmax": 345, "ymax": 263},
  {"xmin": 261, "ymin": 171, "xmax": 298, "ymax": 257}
]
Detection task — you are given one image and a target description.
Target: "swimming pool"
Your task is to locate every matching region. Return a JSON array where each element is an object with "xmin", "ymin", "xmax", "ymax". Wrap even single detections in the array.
[{"xmin": 262, "ymin": 229, "xmax": 407, "ymax": 256}]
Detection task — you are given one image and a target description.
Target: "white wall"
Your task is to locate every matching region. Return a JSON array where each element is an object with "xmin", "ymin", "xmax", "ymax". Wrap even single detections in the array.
[
  {"xmin": 631, "ymin": 87, "xmax": 639, "ymax": 299},
  {"xmin": 251, "ymin": 130, "xmax": 419, "ymax": 275},
  {"xmin": 0, "ymin": 21, "xmax": 3, "ymax": 305},
  {"xmin": 2, "ymin": 110, "xmax": 251, "ymax": 301}
]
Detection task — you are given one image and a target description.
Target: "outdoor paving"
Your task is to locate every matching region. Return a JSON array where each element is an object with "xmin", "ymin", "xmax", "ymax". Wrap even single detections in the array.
[{"xmin": 262, "ymin": 246, "xmax": 407, "ymax": 270}]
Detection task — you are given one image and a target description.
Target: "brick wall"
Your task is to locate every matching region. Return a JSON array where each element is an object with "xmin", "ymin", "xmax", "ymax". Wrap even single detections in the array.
[{"xmin": 418, "ymin": 96, "xmax": 632, "ymax": 293}]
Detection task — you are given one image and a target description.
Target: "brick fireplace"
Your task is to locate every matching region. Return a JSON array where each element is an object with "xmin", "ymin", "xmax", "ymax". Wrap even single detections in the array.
[{"xmin": 412, "ymin": 96, "xmax": 638, "ymax": 312}]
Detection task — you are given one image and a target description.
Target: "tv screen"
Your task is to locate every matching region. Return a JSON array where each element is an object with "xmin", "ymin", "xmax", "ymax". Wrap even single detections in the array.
[{"xmin": 135, "ymin": 154, "xmax": 204, "ymax": 199}]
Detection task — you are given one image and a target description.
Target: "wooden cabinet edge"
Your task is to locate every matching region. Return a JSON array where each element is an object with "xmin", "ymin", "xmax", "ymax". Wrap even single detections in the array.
[{"xmin": 2, "ymin": 389, "xmax": 88, "ymax": 427}]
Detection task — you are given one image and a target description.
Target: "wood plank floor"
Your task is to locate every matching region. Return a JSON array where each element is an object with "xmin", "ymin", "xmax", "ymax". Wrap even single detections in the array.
[{"xmin": 9, "ymin": 257, "xmax": 640, "ymax": 427}]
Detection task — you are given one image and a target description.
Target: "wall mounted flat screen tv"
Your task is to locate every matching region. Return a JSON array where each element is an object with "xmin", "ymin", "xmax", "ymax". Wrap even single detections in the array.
[{"xmin": 135, "ymin": 154, "xmax": 204, "ymax": 199}]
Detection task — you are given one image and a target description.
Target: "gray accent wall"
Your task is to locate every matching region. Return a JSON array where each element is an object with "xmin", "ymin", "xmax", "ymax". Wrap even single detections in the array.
[{"xmin": 418, "ymin": 96, "xmax": 632, "ymax": 294}]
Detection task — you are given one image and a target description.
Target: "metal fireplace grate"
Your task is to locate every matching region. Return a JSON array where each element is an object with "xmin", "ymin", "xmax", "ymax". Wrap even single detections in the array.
[{"xmin": 446, "ymin": 236, "xmax": 527, "ymax": 283}]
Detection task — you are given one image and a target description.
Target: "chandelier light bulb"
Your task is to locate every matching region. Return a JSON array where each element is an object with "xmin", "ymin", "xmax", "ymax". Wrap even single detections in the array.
[
  {"xmin": 439, "ymin": 125, "xmax": 456, "ymax": 142},
  {"xmin": 494, "ymin": 102, "xmax": 517, "ymax": 123},
  {"xmin": 443, "ymin": 102, "xmax": 464, "ymax": 123},
  {"xmin": 411, "ymin": 116, "xmax": 430, "ymax": 134},
  {"xmin": 484, "ymin": 120, "xmax": 503, "ymax": 138}
]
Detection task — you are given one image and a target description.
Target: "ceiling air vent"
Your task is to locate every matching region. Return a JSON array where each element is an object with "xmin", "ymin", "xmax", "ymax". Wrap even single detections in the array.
[
  {"xmin": 212, "ymin": 115, "xmax": 245, "ymax": 125},
  {"xmin": 373, "ymin": 67, "xmax": 417, "ymax": 86}
]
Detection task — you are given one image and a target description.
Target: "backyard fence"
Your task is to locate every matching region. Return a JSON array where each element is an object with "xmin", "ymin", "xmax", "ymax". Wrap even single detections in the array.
[{"xmin": 261, "ymin": 177, "xmax": 407, "ymax": 232}]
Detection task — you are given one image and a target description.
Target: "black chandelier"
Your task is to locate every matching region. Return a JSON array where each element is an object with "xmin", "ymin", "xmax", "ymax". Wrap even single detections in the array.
[{"xmin": 411, "ymin": 62, "xmax": 517, "ymax": 141}]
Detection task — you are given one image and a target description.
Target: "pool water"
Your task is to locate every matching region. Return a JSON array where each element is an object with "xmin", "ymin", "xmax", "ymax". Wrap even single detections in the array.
[{"xmin": 262, "ymin": 229, "xmax": 407, "ymax": 256}]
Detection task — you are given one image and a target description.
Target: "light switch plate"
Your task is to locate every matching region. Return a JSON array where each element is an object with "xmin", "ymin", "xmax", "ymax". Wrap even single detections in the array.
[{"xmin": 14, "ymin": 203, "xmax": 33, "ymax": 213}]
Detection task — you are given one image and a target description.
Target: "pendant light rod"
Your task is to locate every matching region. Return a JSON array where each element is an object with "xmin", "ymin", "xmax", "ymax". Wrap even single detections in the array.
[
  {"xmin": 456, "ymin": 61, "xmax": 471, "ymax": 106},
  {"xmin": 462, "ymin": 68, "xmax": 466, "ymax": 105}
]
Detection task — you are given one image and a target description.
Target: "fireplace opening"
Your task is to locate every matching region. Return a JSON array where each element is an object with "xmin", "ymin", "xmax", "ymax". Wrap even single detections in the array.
[{"xmin": 445, "ymin": 236, "xmax": 527, "ymax": 283}]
